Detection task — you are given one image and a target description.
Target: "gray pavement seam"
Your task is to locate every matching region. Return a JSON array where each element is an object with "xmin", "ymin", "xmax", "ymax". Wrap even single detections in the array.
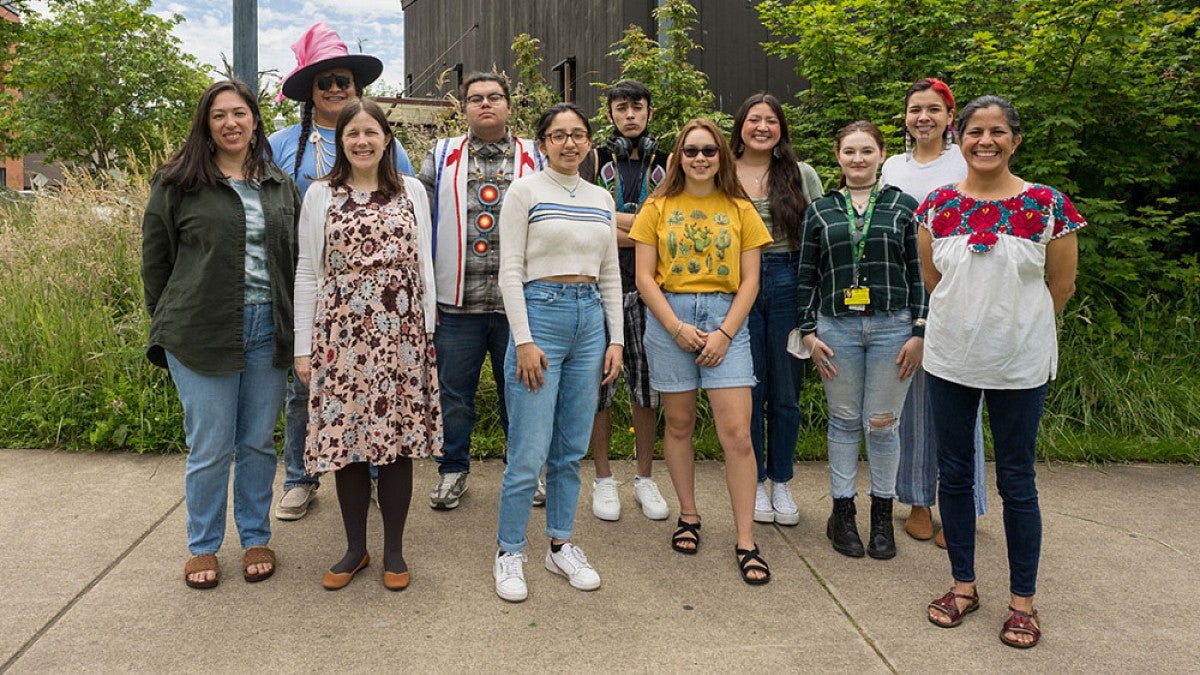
[
  {"xmin": 775, "ymin": 524, "xmax": 899, "ymax": 674},
  {"xmin": 1048, "ymin": 509, "xmax": 1191, "ymax": 559},
  {"xmin": 0, "ymin": 495, "xmax": 186, "ymax": 674}
]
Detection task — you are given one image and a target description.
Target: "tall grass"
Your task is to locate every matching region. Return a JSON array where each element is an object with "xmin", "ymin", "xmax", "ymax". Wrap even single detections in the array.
[
  {"xmin": 1, "ymin": 177, "xmax": 1196, "ymax": 462},
  {"xmin": 0, "ymin": 175, "xmax": 183, "ymax": 452}
]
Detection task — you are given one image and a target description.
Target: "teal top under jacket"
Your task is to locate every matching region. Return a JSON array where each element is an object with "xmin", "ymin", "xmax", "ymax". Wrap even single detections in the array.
[{"xmin": 141, "ymin": 162, "xmax": 301, "ymax": 374}]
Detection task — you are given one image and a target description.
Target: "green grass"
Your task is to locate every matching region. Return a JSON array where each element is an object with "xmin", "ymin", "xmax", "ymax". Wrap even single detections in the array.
[{"xmin": 1, "ymin": 176, "xmax": 1196, "ymax": 463}]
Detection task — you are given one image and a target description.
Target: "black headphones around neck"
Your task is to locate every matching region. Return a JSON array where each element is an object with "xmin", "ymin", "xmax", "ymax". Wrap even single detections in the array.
[{"xmin": 607, "ymin": 133, "xmax": 657, "ymax": 160}]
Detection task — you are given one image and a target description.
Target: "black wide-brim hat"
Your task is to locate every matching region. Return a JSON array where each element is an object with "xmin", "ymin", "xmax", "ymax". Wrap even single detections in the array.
[{"xmin": 278, "ymin": 22, "xmax": 384, "ymax": 103}]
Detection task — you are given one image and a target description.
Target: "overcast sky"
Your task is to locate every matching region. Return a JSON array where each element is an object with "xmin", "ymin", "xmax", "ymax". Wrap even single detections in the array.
[{"xmin": 30, "ymin": 1, "xmax": 407, "ymax": 93}]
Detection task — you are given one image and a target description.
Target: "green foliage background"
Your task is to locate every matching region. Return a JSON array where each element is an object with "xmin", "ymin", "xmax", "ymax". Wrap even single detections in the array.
[
  {"xmin": 0, "ymin": 0, "xmax": 1196, "ymax": 461},
  {"xmin": 0, "ymin": 0, "xmax": 211, "ymax": 175}
]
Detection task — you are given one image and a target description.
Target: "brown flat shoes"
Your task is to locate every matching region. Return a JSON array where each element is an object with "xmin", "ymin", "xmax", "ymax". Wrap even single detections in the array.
[
  {"xmin": 383, "ymin": 570, "xmax": 411, "ymax": 591},
  {"xmin": 322, "ymin": 553, "xmax": 370, "ymax": 590}
]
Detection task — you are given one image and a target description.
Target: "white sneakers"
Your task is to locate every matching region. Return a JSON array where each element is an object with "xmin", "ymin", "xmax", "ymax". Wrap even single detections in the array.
[
  {"xmin": 493, "ymin": 551, "xmax": 528, "ymax": 602},
  {"xmin": 632, "ymin": 477, "xmax": 670, "ymax": 520},
  {"xmin": 593, "ymin": 476, "xmax": 669, "ymax": 521},
  {"xmin": 592, "ymin": 477, "xmax": 621, "ymax": 521},
  {"xmin": 493, "ymin": 544, "xmax": 601, "ymax": 602},
  {"xmin": 545, "ymin": 543, "xmax": 601, "ymax": 591},
  {"xmin": 755, "ymin": 480, "xmax": 801, "ymax": 526},
  {"xmin": 771, "ymin": 481, "xmax": 800, "ymax": 526},
  {"xmin": 754, "ymin": 481, "xmax": 775, "ymax": 523}
]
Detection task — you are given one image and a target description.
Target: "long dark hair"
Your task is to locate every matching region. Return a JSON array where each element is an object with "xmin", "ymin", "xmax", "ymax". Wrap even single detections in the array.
[
  {"xmin": 158, "ymin": 79, "xmax": 272, "ymax": 191},
  {"xmin": 292, "ymin": 101, "xmax": 314, "ymax": 180},
  {"xmin": 324, "ymin": 99, "xmax": 404, "ymax": 198},
  {"xmin": 834, "ymin": 121, "xmax": 886, "ymax": 188},
  {"xmin": 652, "ymin": 118, "xmax": 747, "ymax": 201},
  {"xmin": 731, "ymin": 92, "xmax": 809, "ymax": 248}
]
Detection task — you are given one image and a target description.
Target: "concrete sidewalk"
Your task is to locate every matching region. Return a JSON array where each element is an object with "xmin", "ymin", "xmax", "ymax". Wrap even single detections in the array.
[{"xmin": 1, "ymin": 448, "xmax": 1196, "ymax": 672}]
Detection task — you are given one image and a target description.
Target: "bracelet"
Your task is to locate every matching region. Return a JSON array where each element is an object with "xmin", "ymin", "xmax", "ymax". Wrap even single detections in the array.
[
  {"xmin": 717, "ymin": 327, "xmax": 733, "ymax": 341},
  {"xmin": 672, "ymin": 322, "xmax": 685, "ymax": 339}
]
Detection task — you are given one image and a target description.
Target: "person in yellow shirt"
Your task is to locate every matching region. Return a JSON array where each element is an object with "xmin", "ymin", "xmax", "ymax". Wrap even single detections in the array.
[{"xmin": 629, "ymin": 118, "xmax": 773, "ymax": 585}]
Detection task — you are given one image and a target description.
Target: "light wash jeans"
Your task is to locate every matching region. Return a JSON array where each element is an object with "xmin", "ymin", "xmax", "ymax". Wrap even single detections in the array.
[
  {"xmin": 166, "ymin": 303, "xmax": 286, "ymax": 555},
  {"xmin": 497, "ymin": 282, "xmax": 605, "ymax": 553},
  {"xmin": 817, "ymin": 311, "xmax": 914, "ymax": 499},
  {"xmin": 748, "ymin": 251, "xmax": 804, "ymax": 483}
]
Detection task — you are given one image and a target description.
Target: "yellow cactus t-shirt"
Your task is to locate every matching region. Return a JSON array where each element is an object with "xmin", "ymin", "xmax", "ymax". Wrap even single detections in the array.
[{"xmin": 629, "ymin": 191, "xmax": 772, "ymax": 294}]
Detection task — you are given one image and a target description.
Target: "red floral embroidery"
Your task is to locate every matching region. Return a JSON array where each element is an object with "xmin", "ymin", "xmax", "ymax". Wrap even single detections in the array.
[
  {"xmin": 931, "ymin": 188, "xmax": 957, "ymax": 210},
  {"xmin": 967, "ymin": 230, "xmax": 998, "ymax": 252},
  {"xmin": 967, "ymin": 204, "xmax": 1001, "ymax": 230},
  {"xmin": 1011, "ymin": 209, "xmax": 1044, "ymax": 238},
  {"xmin": 1002, "ymin": 197, "xmax": 1025, "ymax": 212},
  {"xmin": 933, "ymin": 207, "xmax": 961, "ymax": 236},
  {"xmin": 1028, "ymin": 186, "xmax": 1053, "ymax": 207}
]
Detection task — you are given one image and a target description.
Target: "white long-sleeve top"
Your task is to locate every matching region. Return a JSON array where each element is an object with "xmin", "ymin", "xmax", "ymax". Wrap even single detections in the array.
[
  {"xmin": 497, "ymin": 169, "xmax": 622, "ymax": 346},
  {"xmin": 294, "ymin": 176, "xmax": 437, "ymax": 357}
]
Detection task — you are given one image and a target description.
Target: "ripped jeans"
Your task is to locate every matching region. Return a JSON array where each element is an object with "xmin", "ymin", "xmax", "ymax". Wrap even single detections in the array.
[{"xmin": 816, "ymin": 311, "xmax": 914, "ymax": 499}]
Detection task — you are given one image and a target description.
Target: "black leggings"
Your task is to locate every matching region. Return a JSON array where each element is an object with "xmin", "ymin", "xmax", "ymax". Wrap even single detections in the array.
[{"xmin": 330, "ymin": 459, "xmax": 413, "ymax": 574}]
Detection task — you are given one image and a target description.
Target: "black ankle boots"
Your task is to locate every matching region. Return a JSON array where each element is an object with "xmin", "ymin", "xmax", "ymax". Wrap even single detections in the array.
[
  {"xmin": 827, "ymin": 495, "xmax": 897, "ymax": 559},
  {"xmin": 868, "ymin": 495, "xmax": 897, "ymax": 560},
  {"xmin": 827, "ymin": 497, "xmax": 865, "ymax": 557}
]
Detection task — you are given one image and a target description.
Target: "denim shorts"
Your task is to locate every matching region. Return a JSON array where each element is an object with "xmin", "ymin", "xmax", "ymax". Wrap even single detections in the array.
[{"xmin": 644, "ymin": 291, "xmax": 757, "ymax": 392}]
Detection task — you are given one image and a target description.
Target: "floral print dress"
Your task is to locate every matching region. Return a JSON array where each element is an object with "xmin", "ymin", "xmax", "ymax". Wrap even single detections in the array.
[{"xmin": 305, "ymin": 187, "xmax": 443, "ymax": 475}]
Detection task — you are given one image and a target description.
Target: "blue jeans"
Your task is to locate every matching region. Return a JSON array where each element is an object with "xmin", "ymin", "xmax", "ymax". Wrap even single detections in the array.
[
  {"xmin": 817, "ymin": 311, "xmax": 914, "ymax": 499},
  {"xmin": 497, "ymin": 282, "xmax": 605, "ymax": 553},
  {"xmin": 282, "ymin": 376, "xmax": 318, "ymax": 490},
  {"xmin": 166, "ymin": 303, "xmax": 286, "ymax": 555},
  {"xmin": 434, "ymin": 310, "xmax": 510, "ymax": 474},
  {"xmin": 929, "ymin": 374, "xmax": 1046, "ymax": 597},
  {"xmin": 897, "ymin": 368, "xmax": 987, "ymax": 514},
  {"xmin": 748, "ymin": 252, "xmax": 803, "ymax": 483}
]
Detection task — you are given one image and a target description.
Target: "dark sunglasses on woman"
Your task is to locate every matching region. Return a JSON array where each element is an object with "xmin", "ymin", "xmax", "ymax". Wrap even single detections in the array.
[
  {"xmin": 681, "ymin": 146, "xmax": 719, "ymax": 158},
  {"xmin": 316, "ymin": 74, "xmax": 352, "ymax": 91}
]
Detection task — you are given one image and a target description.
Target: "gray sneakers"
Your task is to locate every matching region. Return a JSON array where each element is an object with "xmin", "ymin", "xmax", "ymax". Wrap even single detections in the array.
[
  {"xmin": 275, "ymin": 483, "xmax": 318, "ymax": 521},
  {"xmin": 430, "ymin": 471, "xmax": 468, "ymax": 510}
]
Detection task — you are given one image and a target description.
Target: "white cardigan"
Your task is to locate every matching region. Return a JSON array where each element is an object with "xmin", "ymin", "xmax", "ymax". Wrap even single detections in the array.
[{"xmin": 294, "ymin": 176, "xmax": 437, "ymax": 358}]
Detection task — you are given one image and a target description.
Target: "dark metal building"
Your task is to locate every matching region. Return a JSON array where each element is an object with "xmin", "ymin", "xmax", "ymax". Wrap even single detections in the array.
[{"xmin": 401, "ymin": 0, "xmax": 804, "ymax": 115}]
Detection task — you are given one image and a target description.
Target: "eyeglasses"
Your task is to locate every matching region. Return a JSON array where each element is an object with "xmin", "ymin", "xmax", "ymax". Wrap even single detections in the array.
[
  {"xmin": 465, "ymin": 93, "xmax": 507, "ymax": 106},
  {"xmin": 680, "ymin": 146, "xmax": 719, "ymax": 158},
  {"xmin": 544, "ymin": 130, "xmax": 590, "ymax": 145},
  {"xmin": 315, "ymin": 74, "xmax": 352, "ymax": 91}
]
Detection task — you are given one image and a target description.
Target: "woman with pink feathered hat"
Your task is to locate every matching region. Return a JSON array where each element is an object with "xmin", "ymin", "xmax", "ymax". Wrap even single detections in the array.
[{"xmin": 269, "ymin": 23, "xmax": 415, "ymax": 524}]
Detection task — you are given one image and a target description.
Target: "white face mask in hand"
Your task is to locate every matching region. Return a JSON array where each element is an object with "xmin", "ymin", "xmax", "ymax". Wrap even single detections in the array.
[{"xmin": 786, "ymin": 328, "xmax": 811, "ymax": 360}]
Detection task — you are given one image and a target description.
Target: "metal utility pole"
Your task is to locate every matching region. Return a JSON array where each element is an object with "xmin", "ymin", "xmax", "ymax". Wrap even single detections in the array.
[{"xmin": 232, "ymin": 0, "xmax": 257, "ymax": 87}]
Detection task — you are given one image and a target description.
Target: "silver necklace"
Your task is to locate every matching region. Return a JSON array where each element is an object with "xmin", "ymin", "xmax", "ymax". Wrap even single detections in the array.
[
  {"xmin": 308, "ymin": 124, "xmax": 335, "ymax": 177},
  {"xmin": 547, "ymin": 172, "xmax": 582, "ymax": 198}
]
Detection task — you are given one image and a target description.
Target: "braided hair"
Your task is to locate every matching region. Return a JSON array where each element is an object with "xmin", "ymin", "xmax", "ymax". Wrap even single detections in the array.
[{"xmin": 292, "ymin": 101, "xmax": 314, "ymax": 180}]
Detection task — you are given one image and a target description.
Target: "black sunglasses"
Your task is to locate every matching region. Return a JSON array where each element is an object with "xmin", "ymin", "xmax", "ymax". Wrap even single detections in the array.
[
  {"xmin": 680, "ymin": 145, "xmax": 719, "ymax": 158},
  {"xmin": 315, "ymin": 74, "xmax": 353, "ymax": 91}
]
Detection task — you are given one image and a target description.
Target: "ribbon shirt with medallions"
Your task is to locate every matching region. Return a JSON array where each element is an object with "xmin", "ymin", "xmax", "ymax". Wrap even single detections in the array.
[{"xmin": 421, "ymin": 133, "xmax": 545, "ymax": 309}]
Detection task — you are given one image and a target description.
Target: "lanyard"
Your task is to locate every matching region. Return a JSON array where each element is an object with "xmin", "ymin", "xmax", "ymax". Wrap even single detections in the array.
[{"xmin": 842, "ymin": 187, "xmax": 877, "ymax": 265}]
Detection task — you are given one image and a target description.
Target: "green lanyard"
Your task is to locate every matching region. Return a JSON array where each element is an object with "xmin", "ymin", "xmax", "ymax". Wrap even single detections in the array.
[{"xmin": 842, "ymin": 187, "xmax": 878, "ymax": 266}]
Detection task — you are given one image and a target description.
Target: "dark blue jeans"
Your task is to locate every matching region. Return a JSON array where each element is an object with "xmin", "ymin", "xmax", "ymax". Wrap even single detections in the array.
[
  {"xmin": 929, "ymin": 374, "xmax": 1046, "ymax": 598},
  {"xmin": 748, "ymin": 251, "xmax": 803, "ymax": 483},
  {"xmin": 434, "ymin": 310, "xmax": 510, "ymax": 474}
]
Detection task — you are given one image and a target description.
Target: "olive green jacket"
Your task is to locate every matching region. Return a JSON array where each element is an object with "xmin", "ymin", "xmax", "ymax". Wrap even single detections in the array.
[{"xmin": 141, "ymin": 164, "xmax": 301, "ymax": 374}]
